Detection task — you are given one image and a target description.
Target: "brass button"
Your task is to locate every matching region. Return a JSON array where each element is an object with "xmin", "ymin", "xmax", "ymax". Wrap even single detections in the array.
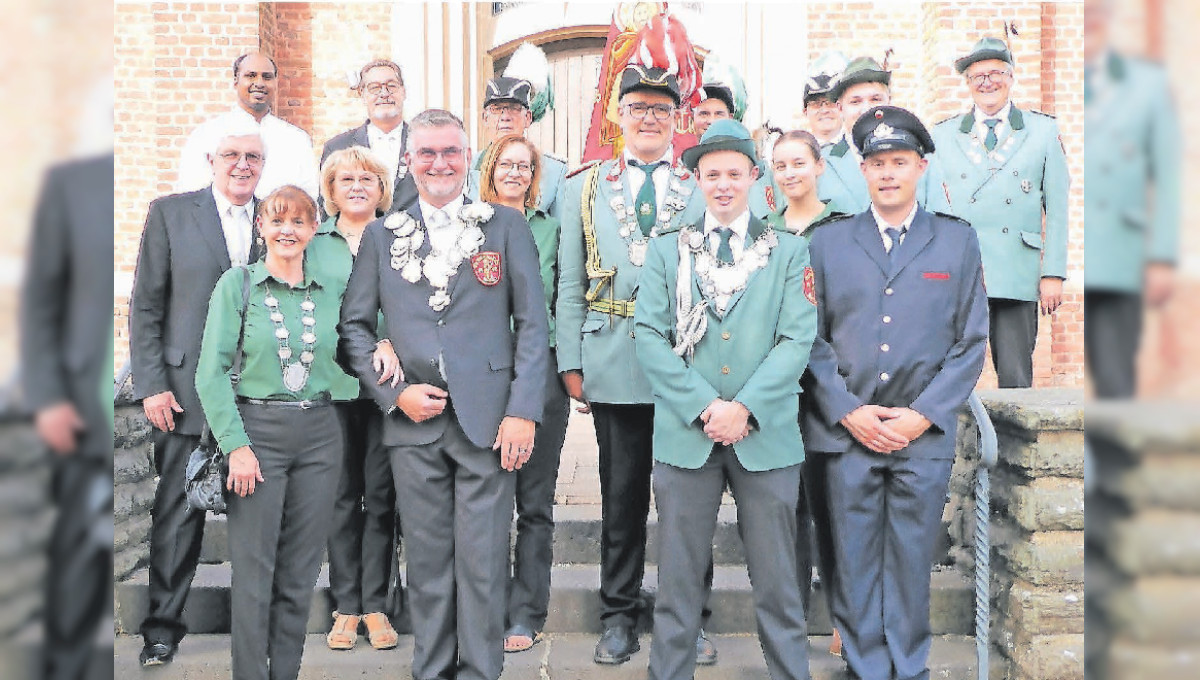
[
  {"xmin": 722, "ymin": 332, "xmax": 731, "ymax": 340},
  {"xmin": 721, "ymin": 366, "xmax": 730, "ymax": 375}
]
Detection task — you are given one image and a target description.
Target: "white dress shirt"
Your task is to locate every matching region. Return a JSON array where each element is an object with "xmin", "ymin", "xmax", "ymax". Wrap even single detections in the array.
[
  {"xmin": 211, "ymin": 187, "xmax": 255, "ymax": 266},
  {"xmin": 367, "ymin": 122, "xmax": 406, "ymax": 188},
  {"xmin": 870, "ymin": 201, "xmax": 919, "ymax": 252},
  {"xmin": 972, "ymin": 101, "xmax": 1012, "ymax": 147},
  {"xmin": 176, "ymin": 105, "xmax": 320, "ymax": 201},
  {"xmin": 702, "ymin": 209, "xmax": 752, "ymax": 312},
  {"xmin": 624, "ymin": 146, "xmax": 674, "ymax": 209},
  {"xmin": 419, "ymin": 194, "xmax": 467, "ymax": 254}
]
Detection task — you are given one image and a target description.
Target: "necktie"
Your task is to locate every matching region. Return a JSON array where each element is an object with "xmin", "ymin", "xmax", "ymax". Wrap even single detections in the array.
[
  {"xmin": 631, "ymin": 161, "xmax": 666, "ymax": 235},
  {"xmin": 885, "ymin": 227, "xmax": 906, "ymax": 265},
  {"xmin": 714, "ymin": 227, "xmax": 734, "ymax": 264},
  {"xmin": 984, "ymin": 119, "xmax": 1001, "ymax": 152}
]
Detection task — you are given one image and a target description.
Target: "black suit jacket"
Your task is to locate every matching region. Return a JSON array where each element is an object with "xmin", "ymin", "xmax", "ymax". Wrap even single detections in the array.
[
  {"xmin": 20, "ymin": 153, "xmax": 114, "ymax": 456},
  {"xmin": 129, "ymin": 187, "xmax": 257, "ymax": 436},
  {"xmin": 320, "ymin": 121, "xmax": 418, "ymax": 215},
  {"xmin": 338, "ymin": 199, "xmax": 549, "ymax": 449}
]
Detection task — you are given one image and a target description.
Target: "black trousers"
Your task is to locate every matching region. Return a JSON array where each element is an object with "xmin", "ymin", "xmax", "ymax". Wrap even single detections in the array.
[
  {"xmin": 1085, "ymin": 291, "xmax": 1143, "ymax": 399},
  {"xmin": 44, "ymin": 453, "xmax": 113, "ymax": 680},
  {"xmin": 228, "ymin": 402, "xmax": 342, "ymax": 680},
  {"xmin": 506, "ymin": 350, "xmax": 571, "ymax": 632},
  {"xmin": 141, "ymin": 429, "xmax": 205, "ymax": 645},
  {"xmin": 327, "ymin": 399, "xmax": 397, "ymax": 615},
  {"xmin": 590, "ymin": 402, "xmax": 655, "ymax": 628},
  {"xmin": 988, "ymin": 298, "xmax": 1038, "ymax": 388},
  {"xmin": 800, "ymin": 454, "xmax": 836, "ymax": 619}
]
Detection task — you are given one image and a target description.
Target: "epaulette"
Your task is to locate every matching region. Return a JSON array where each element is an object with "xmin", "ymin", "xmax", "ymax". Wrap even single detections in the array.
[
  {"xmin": 565, "ymin": 160, "xmax": 602, "ymax": 179},
  {"xmin": 543, "ymin": 151, "xmax": 567, "ymax": 165},
  {"xmin": 934, "ymin": 111, "xmax": 966, "ymax": 127},
  {"xmin": 933, "ymin": 211, "xmax": 972, "ymax": 227},
  {"xmin": 809, "ymin": 211, "xmax": 853, "ymax": 231},
  {"xmin": 1027, "ymin": 109, "xmax": 1057, "ymax": 119}
]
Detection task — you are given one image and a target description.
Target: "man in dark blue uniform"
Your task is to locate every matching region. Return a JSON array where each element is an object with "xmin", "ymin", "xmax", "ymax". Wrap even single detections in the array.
[{"xmin": 803, "ymin": 105, "xmax": 988, "ymax": 680}]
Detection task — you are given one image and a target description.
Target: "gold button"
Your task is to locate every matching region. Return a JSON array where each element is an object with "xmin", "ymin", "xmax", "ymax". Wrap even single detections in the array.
[
  {"xmin": 721, "ymin": 366, "xmax": 730, "ymax": 375},
  {"xmin": 722, "ymin": 332, "xmax": 731, "ymax": 340}
]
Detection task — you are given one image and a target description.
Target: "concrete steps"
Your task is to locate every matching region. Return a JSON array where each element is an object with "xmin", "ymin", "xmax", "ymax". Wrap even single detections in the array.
[
  {"xmin": 114, "ymin": 632, "xmax": 986, "ymax": 679},
  {"xmin": 115, "ymin": 562, "xmax": 973, "ymax": 637}
]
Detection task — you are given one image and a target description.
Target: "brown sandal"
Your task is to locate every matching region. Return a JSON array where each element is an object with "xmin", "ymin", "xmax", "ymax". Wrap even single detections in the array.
[
  {"xmin": 362, "ymin": 612, "xmax": 399, "ymax": 650},
  {"xmin": 830, "ymin": 627, "xmax": 843, "ymax": 657},
  {"xmin": 327, "ymin": 612, "xmax": 359, "ymax": 650}
]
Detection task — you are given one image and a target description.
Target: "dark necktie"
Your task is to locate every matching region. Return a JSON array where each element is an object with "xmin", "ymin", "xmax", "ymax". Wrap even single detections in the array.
[
  {"xmin": 984, "ymin": 119, "xmax": 1001, "ymax": 152},
  {"xmin": 714, "ymin": 227, "xmax": 734, "ymax": 264},
  {"xmin": 631, "ymin": 160, "xmax": 667, "ymax": 235},
  {"xmin": 885, "ymin": 227, "xmax": 906, "ymax": 265}
]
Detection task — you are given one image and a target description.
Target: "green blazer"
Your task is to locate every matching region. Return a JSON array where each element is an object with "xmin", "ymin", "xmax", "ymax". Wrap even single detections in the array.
[
  {"xmin": 933, "ymin": 104, "xmax": 1071, "ymax": 301},
  {"xmin": 819, "ymin": 134, "xmax": 955, "ymax": 215},
  {"xmin": 633, "ymin": 215, "xmax": 817, "ymax": 471},
  {"xmin": 556, "ymin": 157, "xmax": 706, "ymax": 404},
  {"xmin": 1083, "ymin": 52, "xmax": 1180, "ymax": 292}
]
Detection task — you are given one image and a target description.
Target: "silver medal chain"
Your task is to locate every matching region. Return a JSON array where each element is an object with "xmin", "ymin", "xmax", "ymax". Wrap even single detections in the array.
[{"xmin": 264, "ymin": 283, "xmax": 316, "ymax": 392}]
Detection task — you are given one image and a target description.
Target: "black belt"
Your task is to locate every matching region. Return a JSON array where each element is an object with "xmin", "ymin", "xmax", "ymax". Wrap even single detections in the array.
[{"xmin": 237, "ymin": 396, "xmax": 332, "ymax": 410}]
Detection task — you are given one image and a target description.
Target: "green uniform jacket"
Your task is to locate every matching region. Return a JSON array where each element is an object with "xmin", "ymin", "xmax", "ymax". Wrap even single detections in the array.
[
  {"xmin": 819, "ymin": 135, "xmax": 955, "ymax": 215},
  {"xmin": 633, "ymin": 215, "xmax": 817, "ymax": 471},
  {"xmin": 467, "ymin": 147, "xmax": 568, "ymax": 219},
  {"xmin": 933, "ymin": 105, "xmax": 1071, "ymax": 301},
  {"xmin": 525, "ymin": 207, "xmax": 561, "ymax": 346},
  {"xmin": 1084, "ymin": 52, "xmax": 1180, "ymax": 292},
  {"xmin": 556, "ymin": 157, "xmax": 706, "ymax": 404},
  {"xmin": 748, "ymin": 166, "xmax": 778, "ymax": 219},
  {"xmin": 195, "ymin": 259, "xmax": 353, "ymax": 454}
]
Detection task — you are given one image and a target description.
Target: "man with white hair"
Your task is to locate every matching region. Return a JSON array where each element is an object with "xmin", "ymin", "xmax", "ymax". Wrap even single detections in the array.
[
  {"xmin": 130, "ymin": 123, "xmax": 266, "ymax": 667},
  {"xmin": 175, "ymin": 51, "xmax": 318, "ymax": 200}
]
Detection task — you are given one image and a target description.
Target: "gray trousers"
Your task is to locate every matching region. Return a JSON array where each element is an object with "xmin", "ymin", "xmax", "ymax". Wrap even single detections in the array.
[
  {"xmin": 392, "ymin": 407, "xmax": 516, "ymax": 680},
  {"xmin": 988, "ymin": 297, "xmax": 1038, "ymax": 388},
  {"xmin": 827, "ymin": 449, "xmax": 953, "ymax": 680},
  {"xmin": 328, "ymin": 399, "xmax": 397, "ymax": 615},
  {"xmin": 506, "ymin": 349, "xmax": 570, "ymax": 632},
  {"xmin": 228, "ymin": 403, "xmax": 342, "ymax": 680},
  {"xmin": 800, "ymin": 454, "xmax": 835, "ymax": 619},
  {"xmin": 1085, "ymin": 291, "xmax": 1142, "ymax": 399},
  {"xmin": 649, "ymin": 446, "xmax": 811, "ymax": 680}
]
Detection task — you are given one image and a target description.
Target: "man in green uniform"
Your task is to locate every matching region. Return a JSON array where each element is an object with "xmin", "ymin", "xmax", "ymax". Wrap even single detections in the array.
[{"xmin": 932, "ymin": 37, "xmax": 1071, "ymax": 388}]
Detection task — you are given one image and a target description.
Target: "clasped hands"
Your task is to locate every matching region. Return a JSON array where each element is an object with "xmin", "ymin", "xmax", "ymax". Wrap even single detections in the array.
[
  {"xmin": 839, "ymin": 405, "xmax": 931, "ymax": 454},
  {"xmin": 701, "ymin": 399, "xmax": 751, "ymax": 446},
  {"xmin": 396, "ymin": 384, "xmax": 534, "ymax": 473}
]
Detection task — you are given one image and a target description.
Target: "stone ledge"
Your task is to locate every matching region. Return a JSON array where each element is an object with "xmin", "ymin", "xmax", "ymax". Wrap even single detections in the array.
[
  {"xmin": 977, "ymin": 389, "xmax": 1083, "ymax": 434},
  {"xmin": 1104, "ymin": 576, "xmax": 1200, "ymax": 644}
]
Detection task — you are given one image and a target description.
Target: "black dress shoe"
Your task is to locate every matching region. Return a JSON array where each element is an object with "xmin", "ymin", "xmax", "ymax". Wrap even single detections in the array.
[
  {"xmin": 695, "ymin": 628, "xmax": 718, "ymax": 665},
  {"xmin": 593, "ymin": 625, "xmax": 640, "ymax": 664},
  {"xmin": 139, "ymin": 641, "xmax": 176, "ymax": 667}
]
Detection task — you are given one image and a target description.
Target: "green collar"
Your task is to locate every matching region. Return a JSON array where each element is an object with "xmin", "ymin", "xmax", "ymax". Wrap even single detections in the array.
[
  {"xmin": 473, "ymin": 142, "xmax": 491, "ymax": 171},
  {"xmin": 959, "ymin": 104, "xmax": 1025, "ymax": 133},
  {"xmin": 1108, "ymin": 51, "xmax": 1126, "ymax": 81},
  {"xmin": 830, "ymin": 137, "xmax": 850, "ymax": 158},
  {"xmin": 316, "ymin": 215, "xmax": 338, "ymax": 235},
  {"xmin": 248, "ymin": 257, "xmax": 324, "ymax": 290},
  {"xmin": 769, "ymin": 201, "xmax": 834, "ymax": 235}
]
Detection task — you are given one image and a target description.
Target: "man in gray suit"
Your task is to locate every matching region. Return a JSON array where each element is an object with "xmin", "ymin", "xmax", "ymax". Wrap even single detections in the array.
[
  {"xmin": 338, "ymin": 108, "xmax": 549, "ymax": 680},
  {"xmin": 803, "ymin": 106, "xmax": 988, "ymax": 680},
  {"xmin": 21, "ymin": 152, "xmax": 115, "ymax": 680},
  {"xmin": 130, "ymin": 122, "xmax": 265, "ymax": 666},
  {"xmin": 321, "ymin": 58, "xmax": 417, "ymax": 214}
]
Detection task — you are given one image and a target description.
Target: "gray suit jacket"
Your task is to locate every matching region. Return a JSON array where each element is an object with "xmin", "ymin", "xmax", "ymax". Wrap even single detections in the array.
[
  {"xmin": 129, "ymin": 187, "xmax": 256, "ymax": 436},
  {"xmin": 338, "ymin": 198, "xmax": 549, "ymax": 448},
  {"xmin": 320, "ymin": 121, "xmax": 418, "ymax": 214},
  {"xmin": 20, "ymin": 153, "xmax": 114, "ymax": 456},
  {"xmin": 802, "ymin": 208, "xmax": 988, "ymax": 459}
]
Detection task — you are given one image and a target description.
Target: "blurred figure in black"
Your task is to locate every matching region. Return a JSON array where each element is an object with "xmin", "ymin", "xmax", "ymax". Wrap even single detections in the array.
[
  {"xmin": 1084, "ymin": 0, "xmax": 1180, "ymax": 398},
  {"xmin": 20, "ymin": 152, "xmax": 115, "ymax": 680}
]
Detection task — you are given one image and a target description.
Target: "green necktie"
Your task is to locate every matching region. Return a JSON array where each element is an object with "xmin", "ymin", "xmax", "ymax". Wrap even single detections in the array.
[
  {"xmin": 632, "ymin": 161, "xmax": 666, "ymax": 235},
  {"xmin": 984, "ymin": 119, "xmax": 1001, "ymax": 152},
  {"xmin": 715, "ymin": 227, "xmax": 734, "ymax": 264}
]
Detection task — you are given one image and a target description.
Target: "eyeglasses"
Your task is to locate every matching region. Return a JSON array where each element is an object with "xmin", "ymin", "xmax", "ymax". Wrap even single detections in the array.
[
  {"xmin": 967, "ymin": 70, "xmax": 1011, "ymax": 87},
  {"xmin": 624, "ymin": 102, "xmax": 675, "ymax": 121},
  {"xmin": 497, "ymin": 160, "xmax": 533, "ymax": 175},
  {"xmin": 363, "ymin": 81, "xmax": 403, "ymax": 96},
  {"xmin": 335, "ymin": 173, "xmax": 381, "ymax": 187},
  {"xmin": 485, "ymin": 103, "xmax": 526, "ymax": 117},
  {"xmin": 412, "ymin": 146, "xmax": 465, "ymax": 163},
  {"xmin": 806, "ymin": 99, "xmax": 838, "ymax": 111},
  {"xmin": 217, "ymin": 151, "xmax": 264, "ymax": 167}
]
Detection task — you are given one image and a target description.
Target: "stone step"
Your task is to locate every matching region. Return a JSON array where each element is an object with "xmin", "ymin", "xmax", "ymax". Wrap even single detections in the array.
[
  {"xmin": 115, "ymin": 563, "xmax": 973, "ymax": 637},
  {"xmin": 198, "ymin": 505, "xmax": 953, "ymax": 567},
  {"xmin": 113, "ymin": 632, "xmax": 988, "ymax": 679}
]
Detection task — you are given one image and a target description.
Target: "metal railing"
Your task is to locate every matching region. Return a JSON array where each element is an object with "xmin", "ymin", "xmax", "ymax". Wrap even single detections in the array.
[{"xmin": 966, "ymin": 391, "xmax": 999, "ymax": 680}]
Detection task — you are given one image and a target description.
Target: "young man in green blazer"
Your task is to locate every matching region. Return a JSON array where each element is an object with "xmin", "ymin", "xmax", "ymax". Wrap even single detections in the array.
[
  {"xmin": 635, "ymin": 119, "xmax": 818, "ymax": 680},
  {"xmin": 932, "ymin": 37, "xmax": 1072, "ymax": 388}
]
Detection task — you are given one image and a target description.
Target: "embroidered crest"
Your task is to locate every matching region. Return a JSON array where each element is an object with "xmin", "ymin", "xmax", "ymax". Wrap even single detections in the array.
[
  {"xmin": 471, "ymin": 252, "xmax": 502, "ymax": 286},
  {"xmin": 765, "ymin": 185, "xmax": 777, "ymax": 212},
  {"xmin": 803, "ymin": 266, "xmax": 817, "ymax": 306}
]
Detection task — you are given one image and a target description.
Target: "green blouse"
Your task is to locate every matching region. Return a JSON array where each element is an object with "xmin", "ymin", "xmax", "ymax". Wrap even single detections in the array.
[
  {"xmin": 195, "ymin": 259, "xmax": 354, "ymax": 454},
  {"xmin": 526, "ymin": 207, "xmax": 560, "ymax": 347},
  {"xmin": 766, "ymin": 200, "xmax": 842, "ymax": 241}
]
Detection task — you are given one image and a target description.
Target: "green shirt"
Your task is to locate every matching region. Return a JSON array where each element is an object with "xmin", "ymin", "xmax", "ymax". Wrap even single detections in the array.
[
  {"xmin": 195, "ymin": 259, "xmax": 354, "ymax": 454},
  {"xmin": 525, "ymin": 208, "xmax": 560, "ymax": 347},
  {"xmin": 307, "ymin": 216, "xmax": 365, "ymax": 401},
  {"xmin": 766, "ymin": 200, "xmax": 840, "ymax": 241}
]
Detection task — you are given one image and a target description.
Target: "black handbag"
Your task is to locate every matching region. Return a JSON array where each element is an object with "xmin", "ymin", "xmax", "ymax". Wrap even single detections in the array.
[{"xmin": 184, "ymin": 266, "xmax": 251, "ymax": 514}]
